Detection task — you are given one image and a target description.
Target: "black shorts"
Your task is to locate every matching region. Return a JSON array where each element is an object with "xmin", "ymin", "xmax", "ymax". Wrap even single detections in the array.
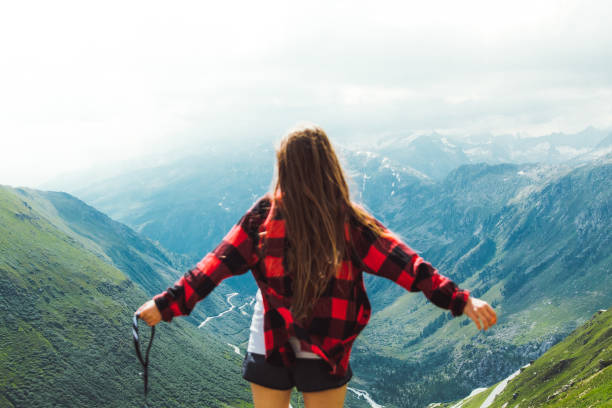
[{"xmin": 241, "ymin": 352, "xmax": 352, "ymax": 392}]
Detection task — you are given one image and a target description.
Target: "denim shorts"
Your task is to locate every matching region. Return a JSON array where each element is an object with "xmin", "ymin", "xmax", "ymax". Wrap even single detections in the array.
[{"xmin": 241, "ymin": 352, "xmax": 352, "ymax": 392}]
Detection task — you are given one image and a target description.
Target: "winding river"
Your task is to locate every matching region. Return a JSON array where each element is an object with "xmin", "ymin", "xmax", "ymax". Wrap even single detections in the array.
[{"xmin": 198, "ymin": 292, "xmax": 240, "ymax": 328}]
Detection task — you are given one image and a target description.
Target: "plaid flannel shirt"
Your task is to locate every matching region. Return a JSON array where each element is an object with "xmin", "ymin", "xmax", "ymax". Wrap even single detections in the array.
[{"xmin": 153, "ymin": 195, "xmax": 470, "ymax": 377}]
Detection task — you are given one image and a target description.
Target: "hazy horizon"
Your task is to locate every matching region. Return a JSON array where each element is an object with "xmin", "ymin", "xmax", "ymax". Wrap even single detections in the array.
[{"xmin": 1, "ymin": 0, "xmax": 611, "ymax": 187}]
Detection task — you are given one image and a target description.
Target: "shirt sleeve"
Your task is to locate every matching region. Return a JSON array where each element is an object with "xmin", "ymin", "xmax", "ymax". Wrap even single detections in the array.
[
  {"xmin": 351, "ymin": 217, "xmax": 470, "ymax": 317},
  {"xmin": 153, "ymin": 197, "xmax": 270, "ymax": 322}
]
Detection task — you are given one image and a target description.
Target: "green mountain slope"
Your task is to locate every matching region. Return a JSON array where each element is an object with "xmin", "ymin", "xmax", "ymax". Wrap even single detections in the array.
[
  {"xmin": 447, "ymin": 307, "xmax": 611, "ymax": 407},
  {"xmin": 0, "ymin": 186, "xmax": 252, "ymax": 407},
  {"xmin": 488, "ymin": 307, "xmax": 612, "ymax": 407},
  {"xmin": 10, "ymin": 188, "xmax": 183, "ymax": 295},
  {"xmin": 8, "ymin": 187, "xmax": 252, "ymax": 333}
]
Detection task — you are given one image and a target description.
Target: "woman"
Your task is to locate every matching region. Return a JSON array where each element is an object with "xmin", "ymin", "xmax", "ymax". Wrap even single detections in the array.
[{"xmin": 136, "ymin": 124, "xmax": 497, "ymax": 408}]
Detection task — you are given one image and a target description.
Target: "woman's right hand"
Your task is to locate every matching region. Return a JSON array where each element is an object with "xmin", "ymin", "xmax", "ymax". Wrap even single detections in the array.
[
  {"xmin": 463, "ymin": 296, "xmax": 497, "ymax": 331},
  {"xmin": 135, "ymin": 299, "xmax": 162, "ymax": 327}
]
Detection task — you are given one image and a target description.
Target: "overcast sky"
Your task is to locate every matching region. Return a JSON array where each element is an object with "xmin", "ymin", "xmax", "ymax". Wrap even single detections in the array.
[{"xmin": 1, "ymin": 0, "xmax": 611, "ymax": 187}]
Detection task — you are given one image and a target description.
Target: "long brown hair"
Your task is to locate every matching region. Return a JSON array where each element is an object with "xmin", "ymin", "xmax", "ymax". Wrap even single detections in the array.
[{"xmin": 273, "ymin": 124, "xmax": 383, "ymax": 322}]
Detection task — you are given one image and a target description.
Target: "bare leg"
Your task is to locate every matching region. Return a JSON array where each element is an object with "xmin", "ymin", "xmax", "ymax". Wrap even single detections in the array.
[
  {"xmin": 250, "ymin": 382, "xmax": 293, "ymax": 408},
  {"xmin": 302, "ymin": 383, "xmax": 348, "ymax": 408}
]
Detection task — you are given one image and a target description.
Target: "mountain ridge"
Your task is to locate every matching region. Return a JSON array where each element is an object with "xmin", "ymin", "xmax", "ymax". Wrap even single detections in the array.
[
  {"xmin": 28, "ymin": 136, "xmax": 612, "ymax": 407},
  {"xmin": 0, "ymin": 185, "xmax": 254, "ymax": 407}
]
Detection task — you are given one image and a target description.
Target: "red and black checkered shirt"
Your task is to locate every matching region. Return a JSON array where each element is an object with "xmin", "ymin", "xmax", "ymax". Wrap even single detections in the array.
[{"xmin": 153, "ymin": 195, "xmax": 470, "ymax": 377}]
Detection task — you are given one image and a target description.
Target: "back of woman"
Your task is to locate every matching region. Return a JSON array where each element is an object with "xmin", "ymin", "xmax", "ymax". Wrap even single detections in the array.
[{"xmin": 136, "ymin": 124, "xmax": 497, "ymax": 408}]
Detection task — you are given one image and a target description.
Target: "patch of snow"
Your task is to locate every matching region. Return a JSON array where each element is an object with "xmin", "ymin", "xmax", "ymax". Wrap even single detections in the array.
[
  {"xmin": 464, "ymin": 147, "xmax": 490, "ymax": 157},
  {"xmin": 448, "ymin": 387, "xmax": 488, "ymax": 408},
  {"xmin": 533, "ymin": 142, "xmax": 552, "ymax": 153},
  {"xmin": 441, "ymin": 137, "xmax": 456, "ymax": 148},
  {"xmin": 355, "ymin": 150, "xmax": 377, "ymax": 160},
  {"xmin": 480, "ymin": 367, "xmax": 523, "ymax": 408},
  {"xmin": 468, "ymin": 387, "xmax": 488, "ymax": 398}
]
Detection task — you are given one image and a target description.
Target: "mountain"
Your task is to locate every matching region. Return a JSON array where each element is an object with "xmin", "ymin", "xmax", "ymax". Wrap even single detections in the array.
[
  {"xmin": 374, "ymin": 132, "xmax": 470, "ymax": 180},
  {"xmin": 43, "ymin": 140, "xmax": 612, "ymax": 407},
  {"xmin": 11, "ymin": 188, "xmax": 183, "ymax": 295},
  {"xmin": 46, "ymin": 129, "xmax": 611, "ymax": 259},
  {"xmin": 8, "ymin": 187, "xmax": 245, "ymax": 328},
  {"xmin": 462, "ymin": 127, "xmax": 610, "ymax": 165},
  {"xmin": 0, "ymin": 185, "xmax": 253, "ymax": 407},
  {"xmin": 595, "ymin": 133, "xmax": 612, "ymax": 149},
  {"xmin": 368, "ymin": 127, "xmax": 611, "ymax": 180},
  {"xmin": 62, "ymin": 143, "xmax": 275, "ymax": 272},
  {"xmin": 349, "ymin": 156, "xmax": 612, "ymax": 407},
  {"xmin": 444, "ymin": 307, "xmax": 611, "ymax": 407}
]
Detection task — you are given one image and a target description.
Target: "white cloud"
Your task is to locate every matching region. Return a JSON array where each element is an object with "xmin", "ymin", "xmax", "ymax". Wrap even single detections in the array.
[{"xmin": 0, "ymin": 0, "xmax": 611, "ymax": 186}]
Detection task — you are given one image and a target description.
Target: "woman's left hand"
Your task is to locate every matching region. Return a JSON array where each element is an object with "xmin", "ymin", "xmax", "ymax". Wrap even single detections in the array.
[{"xmin": 463, "ymin": 297, "xmax": 497, "ymax": 331}]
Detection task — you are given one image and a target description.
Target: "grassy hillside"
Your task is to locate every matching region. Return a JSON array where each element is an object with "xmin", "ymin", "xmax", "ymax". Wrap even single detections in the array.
[
  {"xmin": 11, "ymin": 188, "xmax": 182, "ymax": 294},
  {"xmin": 9, "ymin": 187, "xmax": 253, "ymax": 337},
  {"xmin": 489, "ymin": 307, "xmax": 612, "ymax": 407},
  {"xmin": 0, "ymin": 186, "xmax": 253, "ymax": 407},
  {"xmin": 446, "ymin": 307, "xmax": 611, "ymax": 407}
]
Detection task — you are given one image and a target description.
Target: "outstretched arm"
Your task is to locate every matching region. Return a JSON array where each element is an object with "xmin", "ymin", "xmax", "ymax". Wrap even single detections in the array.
[
  {"xmin": 136, "ymin": 197, "xmax": 270, "ymax": 324},
  {"xmin": 352, "ymin": 217, "xmax": 497, "ymax": 329}
]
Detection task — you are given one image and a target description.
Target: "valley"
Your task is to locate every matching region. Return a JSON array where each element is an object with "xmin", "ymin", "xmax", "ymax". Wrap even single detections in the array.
[{"xmin": 3, "ymin": 129, "xmax": 610, "ymax": 407}]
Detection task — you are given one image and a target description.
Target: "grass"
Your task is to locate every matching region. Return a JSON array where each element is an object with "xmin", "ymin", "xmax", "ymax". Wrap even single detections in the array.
[
  {"xmin": 444, "ymin": 308, "xmax": 612, "ymax": 407},
  {"xmin": 0, "ymin": 186, "xmax": 254, "ymax": 407},
  {"xmin": 488, "ymin": 307, "xmax": 612, "ymax": 407}
]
